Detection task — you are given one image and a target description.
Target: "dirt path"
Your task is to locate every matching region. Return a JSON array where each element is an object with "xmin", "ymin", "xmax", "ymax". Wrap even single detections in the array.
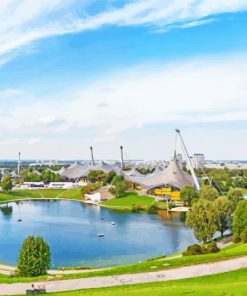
[{"xmin": 1, "ymin": 256, "xmax": 247, "ymax": 295}]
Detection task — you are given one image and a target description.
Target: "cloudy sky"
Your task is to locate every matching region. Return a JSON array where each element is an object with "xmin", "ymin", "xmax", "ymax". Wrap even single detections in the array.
[{"xmin": 0, "ymin": 0, "xmax": 247, "ymax": 160}]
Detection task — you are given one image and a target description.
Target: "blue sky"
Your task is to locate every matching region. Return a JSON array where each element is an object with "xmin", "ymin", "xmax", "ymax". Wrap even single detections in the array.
[{"xmin": 0, "ymin": 0, "xmax": 247, "ymax": 160}]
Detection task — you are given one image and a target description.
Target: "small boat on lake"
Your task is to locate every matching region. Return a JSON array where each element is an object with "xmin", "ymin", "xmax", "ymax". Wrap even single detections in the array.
[
  {"xmin": 110, "ymin": 221, "xmax": 116, "ymax": 225},
  {"xmin": 17, "ymin": 219, "xmax": 22, "ymax": 222},
  {"xmin": 97, "ymin": 233, "xmax": 105, "ymax": 237}
]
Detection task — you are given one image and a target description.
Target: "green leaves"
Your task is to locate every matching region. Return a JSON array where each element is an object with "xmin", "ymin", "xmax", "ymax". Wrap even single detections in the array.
[
  {"xmin": 17, "ymin": 236, "xmax": 51, "ymax": 277},
  {"xmin": 233, "ymin": 200, "xmax": 247, "ymax": 242},
  {"xmin": 186, "ymin": 199, "xmax": 218, "ymax": 243},
  {"xmin": 1, "ymin": 175, "xmax": 13, "ymax": 192}
]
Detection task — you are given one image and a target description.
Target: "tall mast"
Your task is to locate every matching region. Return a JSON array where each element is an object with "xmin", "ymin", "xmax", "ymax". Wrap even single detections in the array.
[
  {"xmin": 175, "ymin": 129, "xmax": 200, "ymax": 191},
  {"xmin": 90, "ymin": 146, "xmax": 95, "ymax": 166},
  {"xmin": 120, "ymin": 146, "xmax": 124, "ymax": 170}
]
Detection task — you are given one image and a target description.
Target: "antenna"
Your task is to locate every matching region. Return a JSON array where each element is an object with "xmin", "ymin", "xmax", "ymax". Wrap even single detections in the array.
[
  {"xmin": 120, "ymin": 146, "xmax": 124, "ymax": 169},
  {"xmin": 90, "ymin": 146, "xmax": 95, "ymax": 166},
  {"xmin": 175, "ymin": 129, "xmax": 200, "ymax": 191}
]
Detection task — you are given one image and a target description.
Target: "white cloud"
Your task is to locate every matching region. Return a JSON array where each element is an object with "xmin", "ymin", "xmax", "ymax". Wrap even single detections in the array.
[
  {"xmin": 0, "ymin": 138, "xmax": 21, "ymax": 145},
  {"xmin": 0, "ymin": 0, "xmax": 247, "ymax": 62},
  {"xmin": 27, "ymin": 137, "xmax": 41, "ymax": 145},
  {"xmin": 1, "ymin": 54, "xmax": 247, "ymax": 142}
]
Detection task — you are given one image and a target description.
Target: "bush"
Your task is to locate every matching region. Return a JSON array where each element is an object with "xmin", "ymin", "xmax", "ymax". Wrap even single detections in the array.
[
  {"xmin": 17, "ymin": 236, "xmax": 51, "ymax": 277},
  {"xmin": 205, "ymin": 241, "xmax": 220, "ymax": 253},
  {"xmin": 81, "ymin": 183, "xmax": 101, "ymax": 197},
  {"xmin": 147, "ymin": 203, "xmax": 159, "ymax": 214},
  {"xmin": 132, "ymin": 204, "xmax": 146, "ymax": 213},
  {"xmin": 240, "ymin": 230, "xmax": 247, "ymax": 243},
  {"xmin": 183, "ymin": 242, "xmax": 219, "ymax": 256},
  {"xmin": 183, "ymin": 244, "xmax": 202, "ymax": 256}
]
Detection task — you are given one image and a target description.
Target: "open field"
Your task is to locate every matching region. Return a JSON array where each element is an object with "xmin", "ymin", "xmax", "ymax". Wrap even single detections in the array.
[
  {"xmin": 1, "ymin": 243, "xmax": 247, "ymax": 284},
  {"xmin": 100, "ymin": 192, "xmax": 155, "ymax": 210},
  {"xmin": 0, "ymin": 188, "xmax": 82, "ymax": 203}
]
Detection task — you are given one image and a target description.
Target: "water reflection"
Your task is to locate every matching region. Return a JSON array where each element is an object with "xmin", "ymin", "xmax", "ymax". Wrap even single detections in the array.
[{"xmin": 0, "ymin": 204, "xmax": 13, "ymax": 217}]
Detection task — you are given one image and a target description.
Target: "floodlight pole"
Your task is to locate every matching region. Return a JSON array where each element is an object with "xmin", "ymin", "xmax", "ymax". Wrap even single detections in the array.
[
  {"xmin": 175, "ymin": 129, "xmax": 200, "ymax": 191},
  {"xmin": 120, "ymin": 146, "xmax": 124, "ymax": 170},
  {"xmin": 90, "ymin": 146, "xmax": 95, "ymax": 166}
]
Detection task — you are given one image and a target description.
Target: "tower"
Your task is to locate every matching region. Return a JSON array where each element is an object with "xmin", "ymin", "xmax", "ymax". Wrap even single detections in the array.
[
  {"xmin": 120, "ymin": 146, "xmax": 124, "ymax": 170},
  {"xmin": 90, "ymin": 146, "xmax": 95, "ymax": 166}
]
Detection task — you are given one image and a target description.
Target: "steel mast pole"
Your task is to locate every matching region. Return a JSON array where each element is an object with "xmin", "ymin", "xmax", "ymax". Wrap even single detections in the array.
[
  {"xmin": 90, "ymin": 146, "xmax": 95, "ymax": 166},
  {"xmin": 120, "ymin": 146, "xmax": 124, "ymax": 170},
  {"xmin": 175, "ymin": 129, "xmax": 200, "ymax": 191}
]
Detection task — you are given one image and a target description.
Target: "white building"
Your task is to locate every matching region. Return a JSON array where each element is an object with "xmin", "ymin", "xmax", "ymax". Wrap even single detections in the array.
[{"xmin": 190, "ymin": 154, "xmax": 205, "ymax": 169}]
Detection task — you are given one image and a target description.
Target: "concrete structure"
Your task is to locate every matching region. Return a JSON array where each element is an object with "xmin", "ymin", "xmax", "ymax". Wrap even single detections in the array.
[{"xmin": 190, "ymin": 153, "xmax": 205, "ymax": 169}]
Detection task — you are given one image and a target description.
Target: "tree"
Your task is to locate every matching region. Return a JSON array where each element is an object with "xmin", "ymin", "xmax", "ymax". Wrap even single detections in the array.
[
  {"xmin": 227, "ymin": 188, "xmax": 243, "ymax": 212},
  {"xmin": 87, "ymin": 170, "xmax": 106, "ymax": 183},
  {"xmin": 112, "ymin": 175, "xmax": 127, "ymax": 198},
  {"xmin": 186, "ymin": 199, "xmax": 218, "ymax": 243},
  {"xmin": 215, "ymin": 196, "xmax": 231, "ymax": 238},
  {"xmin": 18, "ymin": 236, "xmax": 51, "ymax": 277},
  {"xmin": 103, "ymin": 170, "xmax": 116, "ymax": 184},
  {"xmin": 233, "ymin": 200, "xmax": 247, "ymax": 242},
  {"xmin": 199, "ymin": 185, "xmax": 219, "ymax": 201},
  {"xmin": 180, "ymin": 185, "xmax": 198, "ymax": 206},
  {"xmin": 1, "ymin": 175, "xmax": 13, "ymax": 192},
  {"xmin": 231, "ymin": 177, "xmax": 247, "ymax": 189}
]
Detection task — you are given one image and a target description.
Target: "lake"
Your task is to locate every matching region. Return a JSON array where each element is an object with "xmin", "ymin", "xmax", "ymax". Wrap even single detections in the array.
[{"xmin": 0, "ymin": 200, "xmax": 196, "ymax": 268}]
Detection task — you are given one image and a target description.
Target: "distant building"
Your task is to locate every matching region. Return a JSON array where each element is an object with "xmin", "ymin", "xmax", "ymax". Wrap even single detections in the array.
[{"xmin": 190, "ymin": 154, "xmax": 205, "ymax": 169}]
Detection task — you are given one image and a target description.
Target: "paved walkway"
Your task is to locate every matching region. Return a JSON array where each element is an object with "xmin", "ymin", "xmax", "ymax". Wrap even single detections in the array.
[{"xmin": 1, "ymin": 256, "xmax": 247, "ymax": 295}]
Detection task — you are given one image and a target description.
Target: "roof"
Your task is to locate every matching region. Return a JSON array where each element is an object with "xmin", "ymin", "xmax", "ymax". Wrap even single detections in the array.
[
  {"xmin": 125, "ymin": 157, "xmax": 196, "ymax": 190},
  {"xmin": 61, "ymin": 163, "xmax": 122, "ymax": 180}
]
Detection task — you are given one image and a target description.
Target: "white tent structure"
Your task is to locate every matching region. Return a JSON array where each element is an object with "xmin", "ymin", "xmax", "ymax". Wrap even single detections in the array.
[{"xmin": 85, "ymin": 192, "xmax": 101, "ymax": 203}]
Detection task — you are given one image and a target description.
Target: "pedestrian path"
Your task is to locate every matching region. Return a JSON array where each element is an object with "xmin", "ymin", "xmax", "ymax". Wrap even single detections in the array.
[{"xmin": 1, "ymin": 256, "xmax": 247, "ymax": 295}]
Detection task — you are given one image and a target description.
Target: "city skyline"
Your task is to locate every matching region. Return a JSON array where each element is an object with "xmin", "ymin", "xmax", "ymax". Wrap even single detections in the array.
[{"xmin": 0, "ymin": 1, "xmax": 247, "ymax": 160}]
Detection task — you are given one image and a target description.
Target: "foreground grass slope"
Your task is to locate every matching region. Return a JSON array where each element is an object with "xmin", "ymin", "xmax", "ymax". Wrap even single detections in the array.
[
  {"xmin": 1, "ymin": 243, "xmax": 247, "ymax": 284},
  {"xmin": 17, "ymin": 268, "xmax": 247, "ymax": 296},
  {"xmin": 0, "ymin": 188, "xmax": 82, "ymax": 203}
]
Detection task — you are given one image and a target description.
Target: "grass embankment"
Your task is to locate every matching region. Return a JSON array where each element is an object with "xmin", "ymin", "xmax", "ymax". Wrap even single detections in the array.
[
  {"xmin": 100, "ymin": 192, "xmax": 156, "ymax": 211},
  {"xmin": 1, "ymin": 243, "xmax": 247, "ymax": 284},
  {"xmin": 15, "ymin": 268, "xmax": 247, "ymax": 296},
  {"xmin": 0, "ymin": 188, "xmax": 82, "ymax": 203}
]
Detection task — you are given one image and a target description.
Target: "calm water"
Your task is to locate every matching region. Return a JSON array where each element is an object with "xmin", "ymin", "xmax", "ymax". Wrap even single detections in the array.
[{"xmin": 0, "ymin": 200, "xmax": 196, "ymax": 268}]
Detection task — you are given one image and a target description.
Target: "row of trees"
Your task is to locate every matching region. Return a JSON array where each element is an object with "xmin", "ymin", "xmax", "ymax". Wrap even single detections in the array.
[
  {"xmin": 19, "ymin": 169, "xmax": 61, "ymax": 183},
  {"xmin": 183, "ymin": 185, "xmax": 246, "ymax": 243}
]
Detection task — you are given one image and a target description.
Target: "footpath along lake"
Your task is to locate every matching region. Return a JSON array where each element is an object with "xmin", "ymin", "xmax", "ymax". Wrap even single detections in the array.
[{"xmin": 0, "ymin": 200, "xmax": 196, "ymax": 268}]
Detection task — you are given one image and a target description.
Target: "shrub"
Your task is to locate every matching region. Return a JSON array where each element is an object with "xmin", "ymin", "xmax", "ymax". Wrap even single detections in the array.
[
  {"xmin": 132, "ymin": 204, "xmax": 146, "ymax": 213},
  {"xmin": 183, "ymin": 242, "xmax": 219, "ymax": 256},
  {"xmin": 183, "ymin": 244, "xmax": 202, "ymax": 256},
  {"xmin": 81, "ymin": 183, "xmax": 101, "ymax": 197},
  {"xmin": 240, "ymin": 230, "xmax": 247, "ymax": 243},
  {"xmin": 205, "ymin": 241, "xmax": 220, "ymax": 253},
  {"xmin": 147, "ymin": 203, "xmax": 159, "ymax": 214}
]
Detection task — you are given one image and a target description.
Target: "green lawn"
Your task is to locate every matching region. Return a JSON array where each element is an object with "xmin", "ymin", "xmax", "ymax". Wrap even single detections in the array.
[
  {"xmin": 100, "ymin": 192, "xmax": 155, "ymax": 210},
  {"xmin": 17, "ymin": 268, "xmax": 247, "ymax": 296},
  {"xmin": 1, "ymin": 243, "xmax": 247, "ymax": 284},
  {"xmin": 0, "ymin": 188, "xmax": 82, "ymax": 203}
]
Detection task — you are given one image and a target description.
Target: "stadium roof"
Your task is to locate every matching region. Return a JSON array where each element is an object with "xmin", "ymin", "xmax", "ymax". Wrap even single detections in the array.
[{"xmin": 125, "ymin": 155, "xmax": 195, "ymax": 190}]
